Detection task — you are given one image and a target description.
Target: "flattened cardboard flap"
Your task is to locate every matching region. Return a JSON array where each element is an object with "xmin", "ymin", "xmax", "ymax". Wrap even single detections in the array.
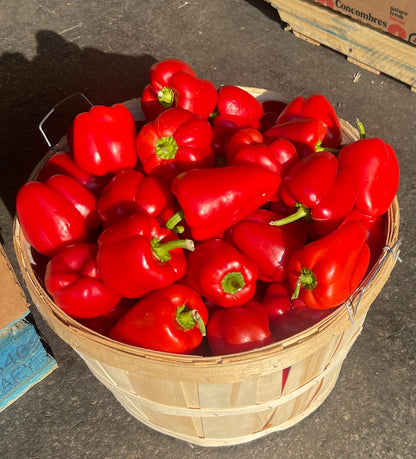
[{"xmin": 0, "ymin": 245, "xmax": 30, "ymax": 332}]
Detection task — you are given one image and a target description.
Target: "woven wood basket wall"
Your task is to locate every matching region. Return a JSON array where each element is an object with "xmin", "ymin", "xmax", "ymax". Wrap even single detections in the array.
[{"xmin": 13, "ymin": 89, "xmax": 400, "ymax": 446}]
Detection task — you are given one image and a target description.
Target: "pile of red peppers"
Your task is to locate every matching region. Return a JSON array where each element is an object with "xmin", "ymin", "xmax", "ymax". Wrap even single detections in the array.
[{"xmin": 16, "ymin": 58, "xmax": 400, "ymax": 358}]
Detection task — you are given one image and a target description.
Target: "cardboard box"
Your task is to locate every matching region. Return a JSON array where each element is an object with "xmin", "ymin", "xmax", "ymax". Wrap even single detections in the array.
[
  {"xmin": 0, "ymin": 244, "xmax": 56, "ymax": 412},
  {"xmin": 267, "ymin": 0, "xmax": 416, "ymax": 90},
  {"xmin": 313, "ymin": 0, "xmax": 416, "ymax": 44}
]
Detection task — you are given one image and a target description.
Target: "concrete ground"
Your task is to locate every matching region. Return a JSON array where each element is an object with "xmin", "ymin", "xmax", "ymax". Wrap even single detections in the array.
[{"xmin": 0, "ymin": 1, "xmax": 415, "ymax": 458}]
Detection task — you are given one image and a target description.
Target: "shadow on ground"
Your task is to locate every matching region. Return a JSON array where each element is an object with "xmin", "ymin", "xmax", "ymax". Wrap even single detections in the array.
[{"xmin": 0, "ymin": 30, "xmax": 156, "ymax": 216}]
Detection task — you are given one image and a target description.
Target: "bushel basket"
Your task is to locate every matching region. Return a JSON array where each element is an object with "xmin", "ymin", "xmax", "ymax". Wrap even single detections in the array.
[{"xmin": 13, "ymin": 88, "xmax": 400, "ymax": 446}]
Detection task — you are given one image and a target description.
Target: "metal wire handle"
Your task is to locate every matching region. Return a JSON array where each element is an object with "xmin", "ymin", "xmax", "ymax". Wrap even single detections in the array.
[{"xmin": 38, "ymin": 92, "xmax": 94, "ymax": 147}]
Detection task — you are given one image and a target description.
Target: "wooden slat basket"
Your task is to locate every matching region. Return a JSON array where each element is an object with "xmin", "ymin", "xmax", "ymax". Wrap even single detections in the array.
[{"xmin": 13, "ymin": 89, "xmax": 400, "ymax": 446}]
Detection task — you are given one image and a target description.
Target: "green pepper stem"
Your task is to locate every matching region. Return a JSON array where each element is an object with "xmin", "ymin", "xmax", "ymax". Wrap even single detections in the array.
[
  {"xmin": 157, "ymin": 87, "xmax": 175, "ymax": 108},
  {"xmin": 151, "ymin": 236, "xmax": 194, "ymax": 262},
  {"xmin": 172, "ymin": 225, "xmax": 185, "ymax": 234},
  {"xmin": 356, "ymin": 118, "xmax": 366, "ymax": 139},
  {"xmin": 291, "ymin": 279, "xmax": 302, "ymax": 300},
  {"xmin": 166, "ymin": 209, "xmax": 185, "ymax": 230},
  {"xmin": 221, "ymin": 271, "xmax": 245, "ymax": 295},
  {"xmin": 176, "ymin": 305, "xmax": 206, "ymax": 336},
  {"xmin": 291, "ymin": 267, "xmax": 317, "ymax": 299},
  {"xmin": 315, "ymin": 139, "xmax": 340, "ymax": 154},
  {"xmin": 155, "ymin": 136, "xmax": 178, "ymax": 160},
  {"xmin": 315, "ymin": 145, "xmax": 340, "ymax": 154},
  {"xmin": 270, "ymin": 203, "xmax": 310, "ymax": 226}
]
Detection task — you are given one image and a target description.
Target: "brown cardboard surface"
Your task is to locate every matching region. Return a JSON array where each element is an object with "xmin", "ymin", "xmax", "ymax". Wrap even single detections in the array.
[
  {"xmin": 313, "ymin": 0, "xmax": 416, "ymax": 44},
  {"xmin": 0, "ymin": 244, "xmax": 29, "ymax": 332}
]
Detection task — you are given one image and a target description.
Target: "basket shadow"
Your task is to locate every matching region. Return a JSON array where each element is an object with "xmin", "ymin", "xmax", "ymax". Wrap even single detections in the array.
[{"xmin": 0, "ymin": 29, "xmax": 156, "ymax": 218}]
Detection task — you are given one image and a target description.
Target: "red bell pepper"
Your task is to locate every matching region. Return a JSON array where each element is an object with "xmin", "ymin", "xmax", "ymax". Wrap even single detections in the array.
[
  {"xmin": 263, "ymin": 118, "xmax": 328, "ymax": 158},
  {"xmin": 69, "ymin": 103, "xmax": 137, "ymax": 176},
  {"xmin": 289, "ymin": 221, "xmax": 370, "ymax": 309},
  {"xmin": 97, "ymin": 169, "xmax": 177, "ymax": 227},
  {"xmin": 210, "ymin": 85, "xmax": 264, "ymax": 155},
  {"xmin": 275, "ymin": 94, "xmax": 342, "ymax": 148},
  {"xmin": 141, "ymin": 58, "xmax": 195, "ymax": 120},
  {"xmin": 227, "ymin": 211, "xmax": 306, "ymax": 283},
  {"xmin": 134, "ymin": 174, "xmax": 178, "ymax": 225},
  {"xmin": 108, "ymin": 283, "xmax": 208, "ymax": 354},
  {"xmin": 269, "ymin": 151, "xmax": 338, "ymax": 229},
  {"xmin": 226, "ymin": 127, "xmax": 263, "ymax": 157},
  {"xmin": 240, "ymin": 209, "xmax": 308, "ymax": 244},
  {"xmin": 263, "ymin": 280, "xmax": 306, "ymax": 317},
  {"xmin": 44, "ymin": 243, "xmax": 121, "ymax": 318},
  {"xmin": 215, "ymin": 85, "xmax": 264, "ymax": 124},
  {"xmin": 210, "ymin": 125, "xmax": 248, "ymax": 159},
  {"xmin": 272, "ymin": 159, "xmax": 358, "ymax": 238},
  {"xmin": 96, "ymin": 212, "xmax": 194, "ymax": 298},
  {"xmin": 184, "ymin": 238, "xmax": 258, "ymax": 308},
  {"xmin": 97, "ymin": 169, "xmax": 144, "ymax": 226},
  {"xmin": 16, "ymin": 180, "xmax": 89, "ymax": 257},
  {"xmin": 77, "ymin": 298, "xmax": 135, "ymax": 336},
  {"xmin": 337, "ymin": 125, "xmax": 400, "ymax": 217},
  {"xmin": 306, "ymin": 166, "xmax": 358, "ymax": 237},
  {"xmin": 341, "ymin": 208, "xmax": 388, "ymax": 268},
  {"xmin": 226, "ymin": 127, "xmax": 297, "ymax": 174},
  {"xmin": 37, "ymin": 151, "xmax": 112, "ymax": 197},
  {"xmin": 136, "ymin": 107, "xmax": 215, "ymax": 181},
  {"xmin": 45, "ymin": 174, "xmax": 101, "ymax": 230},
  {"xmin": 207, "ymin": 299, "xmax": 271, "ymax": 355},
  {"xmin": 169, "ymin": 164, "xmax": 281, "ymax": 241},
  {"xmin": 278, "ymin": 151, "xmax": 338, "ymax": 208},
  {"xmin": 140, "ymin": 58, "xmax": 217, "ymax": 121},
  {"xmin": 263, "ymin": 280, "xmax": 335, "ymax": 341}
]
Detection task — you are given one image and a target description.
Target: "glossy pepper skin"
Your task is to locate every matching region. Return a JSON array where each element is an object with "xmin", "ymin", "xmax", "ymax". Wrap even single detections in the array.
[
  {"xmin": 211, "ymin": 85, "xmax": 265, "ymax": 155},
  {"xmin": 70, "ymin": 104, "xmax": 138, "ymax": 176},
  {"xmin": 227, "ymin": 211, "xmax": 305, "ymax": 283},
  {"xmin": 37, "ymin": 151, "xmax": 112, "ymax": 197},
  {"xmin": 339, "ymin": 207, "xmax": 388, "ymax": 269},
  {"xmin": 136, "ymin": 107, "xmax": 215, "ymax": 181},
  {"xmin": 215, "ymin": 85, "xmax": 264, "ymax": 126},
  {"xmin": 271, "ymin": 151, "xmax": 338, "ymax": 227},
  {"xmin": 263, "ymin": 280, "xmax": 334, "ymax": 341},
  {"xmin": 275, "ymin": 94, "xmax": 342, "ymax": 149},
  {"xmin": 307, "ymin": 166, "xmax": 358, "ymax": 237},
  {"xmin": 16, "ymin": 180, "xmax": 89, "ymax": 257},
  {"xmin": 207, "ymin": 300, "xmax": 271, "ymax": 355},
  {"xmin": 289, "ymin": 221, "xmax": 370, "ymax": 309},
  {"xmin": 184, "ymin": 238, "xmax": 258, "ymax": 308},
  {"xmin": 272, "ymin": 159, "xmax": 358, "ymax": 238},
  {"xmin": 263, "ymin": 280, "xmax": 306, "ymax": 317},
  {"xmin": 240, "ymin": 208, "xmax": 308, "ymax": 244},
  {"xmin": 279, "ymin": 151, "xmax": 338, "ymax": 204},
  {"xmin": 226, "ymin": 127, "xmax": 297, "ymax": 175},
  {"xmin": 337, "ymin": 137, "xmax": 400, "ymax": 217},
  {"xmin": 77, "ymin": 298, "xmax": 135, "ymax": 337},
  {"xmin": 44, "ymin": 243, "xmax": 121, "ymax": 319},
  {"xmin": 96, "ymin": 212, "xmax": 194, "ymax": 299},
  {"xmin": 108, "ymin": 283, "xmax": 208, "ymax": 354},
  {"xmin": 140, "ymin": 58, "xmax": 218, "ymax": 121},
  {"xmin": 170, "ymin": 164, "xmax": 281, "ymax": 241},
  {"xmin": 263, "ymin": 118, "xmax": 328, "ymax": 159},
  {"xmin": 97, "ymin": 169, "xmax": 177, "ymax": 227},
  {"xmin": 45, "ymin": 174, "xmax": 101, "ymax": 230}
]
